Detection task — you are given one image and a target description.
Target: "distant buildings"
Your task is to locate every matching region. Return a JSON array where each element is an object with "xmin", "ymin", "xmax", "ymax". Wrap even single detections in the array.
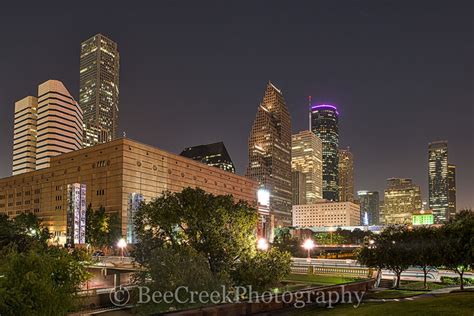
[
  {"xmin": 291, "ymin": 130, "xmax": 323, "ymax": 204},
  {"xmin": 291, "ymin": 171, "xmax": 306, "ymax": 205},
  {"xmin": 383, "ymin": 178, "xmax": 422, "ymax": 225},
  {"xmin": 338, "ymin": 147, "xmax": 354, "ymax": 202},
  {"xmin": 292, "ymin": 201, "xmax": 360, "ymax": 227},
  {"xmin": 357, "ymin": 190, "xmax": 380, "ymax": 225},
  {"xmin": 412, "ymin": 210, "xmax": 434, "ymax": 226},
  {"xmin": 180, "ymin": 142, "xmax": 235, "ymax": 173},
  {"xmin": 12, "ymin": 80, "xmax": 83, "ymax": 175},
  {"xmin": 428, "ymin": 141, "xmax": 455, "ymax": 223},
  {"xmin": 246, "ymin": 82, "xmax": 292, "ymax": 231},
  {"xmin": 80, "ymin": 34, "xmax": 120, "ymax": 147},
  {"xmin": 310, "ymin": 104, "xmax": 339, "ymax": 201},
  {"xmin": 448, "ymin": 163, "xmax": 456, "ymax": 219},
  {"xmin": 0, "ymin": 138, "xmax": 257, "ymax": 245}
]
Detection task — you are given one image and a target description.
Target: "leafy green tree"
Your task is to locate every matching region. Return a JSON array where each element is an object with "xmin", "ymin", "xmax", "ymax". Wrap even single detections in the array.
[
  {"xmin": 410, "ymin": 226, "xmax": 442, "ymax": 289},
  {"xmin": 273, "ymin": 228, "xmax": 300, "ymax": 256},
  {"xmin": 134, "ymin": 188, "xmax": 258, "ymax": 275},
  {"xmin": 232, "ymin": 248, "xmax": 291, "ymax": 292},
  {"xmin": 0, "ymin": 213, "xmax": 49, "ymax": 252},
  {"xmin": 86, "ymin": 205, "xmax": 122, "ymax": 250},
  {"xmin": 0, "ymin": 245, "xmax": 90, "ymax": 315},
  {"xmin": 440, "ymin": 210, "xmax": 473, "ymax": 290}
]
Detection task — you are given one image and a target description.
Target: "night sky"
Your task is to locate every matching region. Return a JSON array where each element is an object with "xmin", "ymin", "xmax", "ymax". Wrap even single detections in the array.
[{"xmin": 0, "ymin": 1, "xmax": 472, "ymax": 208}]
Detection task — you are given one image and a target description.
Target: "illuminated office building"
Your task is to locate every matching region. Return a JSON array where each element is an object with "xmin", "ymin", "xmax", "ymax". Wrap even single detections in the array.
[
  {"xmin": 12, "ymin": 96, "xmax": 38, "ymax": 175},
  {"xmin": 428, "ymin": 141, "xmax": 449, "ymax": 223},
  {"xmin": 80, "ymin": 34, "xmax": 120, "ymax": 146},
  {"xmin": 292, "ymin": 201, "xmax": 360, "ymax": 227},
  {"xmin": 448, "ymin": 163, "xmax": 456, "ymax": 219},
  {"xmin": 358, "ymin": 191, "xmax": 380, "ymax": 225},
  {"xmin": 383, "ymin": 178, "xmax": 422, "ymax": 225},
  {"xmin": 310, "ymin": 104, "xmax": 339, "ymax": 201},
  {"xmin": 292, "ymin": 171, "xmax": 306, "ymax": 205},
  {"xmin": 338, "ymin": 147, "xmax": 354, "ymax": 202},
  {"xmin": 180, "ymin": 142, "xmax": 235, "ymax": 173},
  {"xmin": 246, "ymin": 82, "xmax": 292, "ymax": 230},
  {"xmin": 291, "ymin": 130, "xmax": 323, "ymax": 204}
]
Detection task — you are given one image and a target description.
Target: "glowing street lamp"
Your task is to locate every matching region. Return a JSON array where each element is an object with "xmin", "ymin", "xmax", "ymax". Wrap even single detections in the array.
[
  {"xmin": 302, "ymin": 239, "xmax": 315, "ymax": 262},
  {"xmin": 257, "ymin": 238, "xmax": 269, "ymax": 251},
  {"xmin": 117, "ymin": 238, "xmax": 127, "ymax": 262}
]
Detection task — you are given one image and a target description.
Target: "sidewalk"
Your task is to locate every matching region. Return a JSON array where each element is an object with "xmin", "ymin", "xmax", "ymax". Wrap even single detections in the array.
[{"xmin": 365, "ymin": 286, "xmax": 474, "ymax": 303}]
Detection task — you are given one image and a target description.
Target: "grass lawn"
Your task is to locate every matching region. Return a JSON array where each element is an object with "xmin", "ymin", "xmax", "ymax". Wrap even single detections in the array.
[
  {"xmin": 281, "ymin": 292, "xmax": 474, "ymax": 316},
  {"xmin": 284, "ymin": 274, "xmax": 360, "ymax": 286},
  {"xmin": 364, "ymin": 289, "xmax": 428, "ymax": 299},
  {"xmin": 398, "ymin": 280, "xmax": 451, "ymax": 291}
]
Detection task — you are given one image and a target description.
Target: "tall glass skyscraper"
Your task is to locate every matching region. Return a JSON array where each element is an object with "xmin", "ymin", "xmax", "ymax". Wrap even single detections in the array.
[
  {"xmin": 80, "ymin": 34, "xmax": 120, "ymax": 147},
  {"xmin": 357, "ymin": 190, "xmax": 380, "ymax": 225},
  {"xmin": 311, "ymin": 104, "xmax": 339, "ymax": 201},
  {"xmin": 338, "ymin": 147, "xmax": 354, "ymax": 202},
  {"xmin": 247, "ymin": 82, "xmax": 292, "ymax": 231},
  {"xmin": 428, "ymin": 141, "xmax": 450, "ymax": 223}
]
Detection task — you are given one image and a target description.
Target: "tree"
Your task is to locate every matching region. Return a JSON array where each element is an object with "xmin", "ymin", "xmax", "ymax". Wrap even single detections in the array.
[
  {"xmin": 232, "ymin": 248, "xmax": 291, "ymax": 292},
  {"xmin": 0, "ymin": 244, "xmax": 90, "ymax": 315},
  {"xmin": 410, "ymin": 226, "xmax": 442, "ymax": 289},
  {"xmin": 85, "ymin": 205, "xmax": 122, "ymax": 250},
  {"xmin": 134, "ymin": 188, "xmax": 258, "ymax": 275},
  {"xmin": 0, "ymin": 213, "xmax": 49, "ymax": 252},
  {"xmin": 440, "ymin": 210, "xmax": 474, "ymax": 290}
]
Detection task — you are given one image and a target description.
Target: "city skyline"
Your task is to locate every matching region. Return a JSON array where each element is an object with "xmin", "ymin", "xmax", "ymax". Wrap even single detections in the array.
[{"xmin": 0, "ymin": 1, "xmax": 472, "ymax": 209}]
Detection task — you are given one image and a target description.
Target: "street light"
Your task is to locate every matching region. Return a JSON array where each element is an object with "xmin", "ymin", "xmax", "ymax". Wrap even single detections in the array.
[
  {"xmin": 257, "ymin": 238, "xmax": 269, "ymax": 251},
  {"xmin": 302, "ymin": 239, "xmax": 315, "ymax": 263},
  {"xmin": 117, "ymin": 238, "xmax": 127, "ymax": 262}
]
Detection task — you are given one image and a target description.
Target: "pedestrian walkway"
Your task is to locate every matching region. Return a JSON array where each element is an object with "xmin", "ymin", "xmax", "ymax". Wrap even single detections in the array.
[{"xmin": 365, "ymin": 286, "xmax": 474, "ymax": 303}]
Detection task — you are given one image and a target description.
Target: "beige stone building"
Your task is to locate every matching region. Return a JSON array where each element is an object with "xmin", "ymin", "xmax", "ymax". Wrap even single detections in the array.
[
  {"xmin": 292, "ymin": 201, "xmax": 360, "ymax": 227},
  {"xmin": 0, "ymin": 138, "xmax": 257, "ymax": 245},
  {"xmin": 383, "ymin": 178, "xmax": 422, "ymax": 224},
  {"xmin": 338, "ymin": 147, "xmax": 354, "ymax": 202},
  {"xmin": 12, "ymin": 96, "xmax": 38, "ymax": 175}
]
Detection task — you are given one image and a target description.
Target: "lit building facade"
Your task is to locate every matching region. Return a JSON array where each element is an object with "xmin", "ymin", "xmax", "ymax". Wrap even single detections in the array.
[
  {"xmin": 448, "ymin": 163, "xmax": 456, "ymax": 219},
  {"xmin": 0, "ymin": 138, "xmax": 258, "ymax": 244},
  {"xmin": 80, "ymin": 34, "xmax": 120, "ymax": 147},
  {"xmin": 412, "ymin": 210, "xmax": 434, "ymax": 226},
  {"xmin": 12, "ymin": 96, "xmax": 38, "ymax": 175},
  {"xmin": 291, "ymin": 130, "xmax": 323, "ymax": 203},
  {"xmin": 383, "ymin": 178, "xmax": 422, "ymax": 225},
  {"xmin": 246, "ymin": 82, "xmax": 292, "ymax": 231},
  {"xmin": 428, "ymin": 141, "xmax": 449, "ymax": 223},
  {"xmin": 338, "ymin": 147, "xmax": 354, "ymax": 202},
  {"xmin": 310, "ymin": 104, "xmax": 339, "ymax": 201},
  {"xmin": 36, "ymin": 80, "xmax": 83, "ymax": 170},
  {"xmin": 357, "ymin": 190, "xmax": 380, "ymax": 225},
  {"xmin": 292, "ymin": 201, "xmax": 360, "ymax": 227},
  {"xmin": 180, "ymin": 142, "xmax": 236, "ymax": 173},
  {"xmin": 291, "ymin": 171, "xmax": 306, "ymax": 205},
  {"xmin": 12, "ymin": 80, "xmax": 83, "ymax": 174}
]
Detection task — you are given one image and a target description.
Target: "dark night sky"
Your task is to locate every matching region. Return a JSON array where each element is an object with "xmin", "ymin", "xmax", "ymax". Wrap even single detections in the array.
[{"xmin": 0, "ymin": 1, "xmax": 472, "ymax": 208}]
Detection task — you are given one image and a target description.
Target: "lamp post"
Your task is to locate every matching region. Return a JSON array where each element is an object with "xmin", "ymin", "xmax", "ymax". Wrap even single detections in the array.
[
  {"xmin": 117, "ymin": 238, "xmax": 127, "ymax": 263},
  {"xmin": 257, "ymin": 238, "xmax": 269, "ymax": 251},
  {"xmin": 302, "ymin": 239, "xmax": 315, "ymax": 263}
]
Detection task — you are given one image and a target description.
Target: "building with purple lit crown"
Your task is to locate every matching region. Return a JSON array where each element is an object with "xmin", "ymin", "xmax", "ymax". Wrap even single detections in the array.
[{"xmin": 310, "ymin": 105, "xmax": 339, "ymax": 201}]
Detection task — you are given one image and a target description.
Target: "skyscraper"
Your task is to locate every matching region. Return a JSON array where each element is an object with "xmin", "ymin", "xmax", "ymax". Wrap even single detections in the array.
[
  {"xmin": 292, "ymin": 171, "xmax": 307, "ymax": 205},
  {"xmin": 12, "ymin": 96, "xmax": 38, "ymax": 175},
  {"xmin": 383, "ymin": 178, "xmax": 422, "ymax": 225},
  {"xmin": 36, "ymin": 80, "xmax": 83, "ymax": 170},
  {"xmin": 310, "ymin": 104, "xmax": 339, "ymax": 201},
  {"xmin": 12, "ymin": 80, "xmax": 83, "ymax": 173},
  {"xmin": 80, "ymin": 33, "xmax": 120, "ymax": 147},
  {"xmin": 428, "ymin": 141, "xmax": 449, "ymax": 223},
  {"xmin": 246, "ymin": 82, "xmax": 292, "ymax": 230},
  {"xmin": 357, "ymin": 191, "xmax": 380, "ymax": 225},
  {"xmin": 338, "ymin": 147, "xmax": 354, "ymax": 202},
  {"xmin": 291, "ymin": 130, "xmax": 323, "ymax": 203},
  {"xmin": 448, "ymin": 163, "xmax": 456, "ymax": 219},
  {"xmin": 180, "ymin": 142, "xmax": 236, "ymax": 173}
]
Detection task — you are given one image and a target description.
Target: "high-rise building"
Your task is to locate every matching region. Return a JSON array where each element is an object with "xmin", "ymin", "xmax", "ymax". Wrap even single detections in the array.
[
  {"xmin": 448, "ymin": 163, "xmax": 456, "ymax": 219},
  {"xmin": 292, "ymin": 171, "xmax": 306, "ymax": 205},
  {"xmin": 12, "ymin": 96, "xmax": 38, "ymax": 175},
  {"xmin": 310, "ymin": 104, "xmax": 339, "ymax": 201},
  {"xmin": 291, "ymin": 130, "xmax": 323, "ymax": 203},
  {"xmin": 338, "ymin": 147, "xmax": 354, "ymax": 202},
  {"xmin": 180, "ymin": 142, "xmax": 236, "ymax": 173},
  {"xmin": 80, "ymin": 34, "xmax": 120, "ymax": 147},
  {"xmin": 383, "ymin": 178, "xmax": 422, "ymax": 225},
  {"xmin": 246, "ymin": 82, "xmax": 292, "ymax": 231},
  {"xmin": 428, "ymin": 141, "xmax": 449, "ymax": 223},
  {"xmin": 357, "ymin": 191, "xmax": 380, "ymax": 225},
  {"xmin": 36, "ymin": 80, "xmax": 83, "ymax": 170}
]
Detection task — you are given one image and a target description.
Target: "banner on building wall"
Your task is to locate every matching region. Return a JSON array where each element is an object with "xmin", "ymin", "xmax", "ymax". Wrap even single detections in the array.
[
  {"xmin": 127, "ymin": 193, "xmax": 144, "ymax": 244},
  {"xmin": 67, "ymin": 183, "xmax": 87, "ymax": 246}
]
